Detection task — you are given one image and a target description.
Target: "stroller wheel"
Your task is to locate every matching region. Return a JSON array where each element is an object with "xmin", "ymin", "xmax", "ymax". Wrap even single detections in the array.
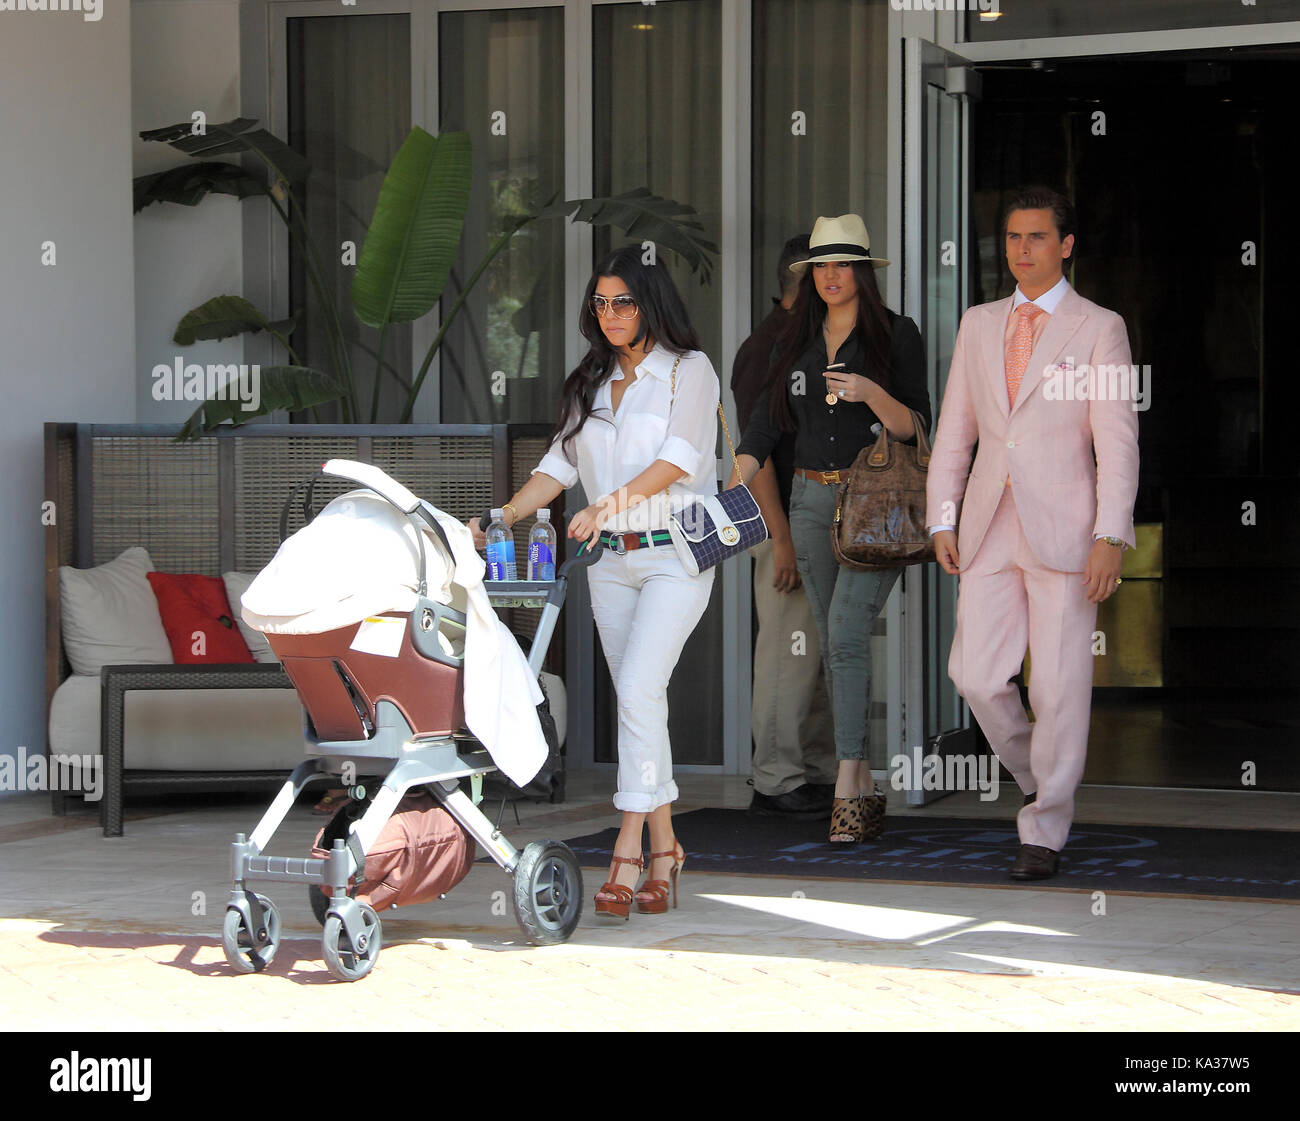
[
  {"xmin": 311, "ymin": 882, "xmax": 361, "ymax": 927},
  {"xmin": 322, "ymin": 902, "xmax": 382, "ymax": 982},
  {"xmin": 222, "ymin": 893, "xmax": 281, "ymax": 973},
  {"xmin": 513, "ymin": 841, "xmax": 583, "ymax": 946},
  {"xmin": 308, "ymin": 884, "xmax": 331, "ymax": 927}
]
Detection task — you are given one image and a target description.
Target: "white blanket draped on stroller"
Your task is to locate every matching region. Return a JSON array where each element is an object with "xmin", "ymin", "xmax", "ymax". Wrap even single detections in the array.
[{"xmin": 239, "ymin": 489, "xmax": 548, "ymax": 788}]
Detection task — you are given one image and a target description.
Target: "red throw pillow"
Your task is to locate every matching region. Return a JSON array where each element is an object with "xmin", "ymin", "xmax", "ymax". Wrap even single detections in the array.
[{"xmin": 146, "ymin": 572, "xmax": 255, "ymax": 664}]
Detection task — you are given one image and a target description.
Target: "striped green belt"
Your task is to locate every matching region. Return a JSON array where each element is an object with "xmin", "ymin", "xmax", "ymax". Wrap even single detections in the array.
[{"xmin": 598, "ymin": 529, "xmax": 674, "ymax": 555}]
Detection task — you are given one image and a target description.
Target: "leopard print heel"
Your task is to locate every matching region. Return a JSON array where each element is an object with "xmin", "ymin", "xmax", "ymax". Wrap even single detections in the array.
[
  {"xmin": 861, "ymin": 791, "xmax": 887, "ymax": 840},
  {"xmin": 829, "ymin": 796, "xmax": 865, "ymax": 844}
]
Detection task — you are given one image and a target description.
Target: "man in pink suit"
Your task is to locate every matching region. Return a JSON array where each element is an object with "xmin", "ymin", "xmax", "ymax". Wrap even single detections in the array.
[{"xmin": 926, "ymin": 187, "xmax": 1140, "ymax": 880}]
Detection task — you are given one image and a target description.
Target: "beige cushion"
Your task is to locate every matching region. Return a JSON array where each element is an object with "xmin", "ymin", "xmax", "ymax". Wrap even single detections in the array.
[
  {"xmin": 48, "ymin": 673, "xmax": 306, "ymax": 771},
  {"xmin": 221, "ymin": 572, "xmax": 279, "ymax": 663},
  {"xmin": 59, "ymin": 547, "xmax": 172, "ymax": 676}
]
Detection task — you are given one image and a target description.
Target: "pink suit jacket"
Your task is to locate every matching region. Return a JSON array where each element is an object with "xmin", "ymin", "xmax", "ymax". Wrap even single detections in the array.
[{"xmin": 925, "ymin": 284, "xmax": 1140, "ymax": 573}]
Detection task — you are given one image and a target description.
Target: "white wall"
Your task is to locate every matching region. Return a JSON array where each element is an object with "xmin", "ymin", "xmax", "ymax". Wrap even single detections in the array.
[
  {"xmin": 0, "ymin": 6, "xmax": 137, "ymax": 777},
  {"xmin": 0, "ymin": 0, "xmax": 244, "ymax": 783},
  {"xmin": 133, "ymin": 0, "xmax": 244, "ymax": 422}
]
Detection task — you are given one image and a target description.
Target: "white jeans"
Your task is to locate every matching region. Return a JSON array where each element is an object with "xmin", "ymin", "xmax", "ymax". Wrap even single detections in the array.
[{"xmin": 587, "ymin": 542, "xmax": 715, "ymax": 812}]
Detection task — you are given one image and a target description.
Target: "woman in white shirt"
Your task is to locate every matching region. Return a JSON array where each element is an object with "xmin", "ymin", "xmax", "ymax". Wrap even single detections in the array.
[{"xmin": 471, "ymin": 246, "xmax": 719, "ymax": 920}]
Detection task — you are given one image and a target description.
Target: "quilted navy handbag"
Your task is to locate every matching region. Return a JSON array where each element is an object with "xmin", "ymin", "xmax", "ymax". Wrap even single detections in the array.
[{"xmin": 665, "ymin": 361, "xmax": 768, "ymax": 576}]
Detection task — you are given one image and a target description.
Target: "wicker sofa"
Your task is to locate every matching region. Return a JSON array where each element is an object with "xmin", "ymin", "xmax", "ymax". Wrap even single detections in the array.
[{"xmin": 44, "ymin": 422, "xmax": 559, "ymax": 836}]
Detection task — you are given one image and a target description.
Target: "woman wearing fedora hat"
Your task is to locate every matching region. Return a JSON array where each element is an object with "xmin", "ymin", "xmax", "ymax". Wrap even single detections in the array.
[{"xmin": 733, "ymin": 215, "xmax": 931, "ymax": 843}]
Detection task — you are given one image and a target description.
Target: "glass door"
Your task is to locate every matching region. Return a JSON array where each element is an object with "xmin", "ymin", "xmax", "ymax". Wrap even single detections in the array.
[{"xmin": 900, "ymin": 38, "xmax": 975, "ymax": 806}]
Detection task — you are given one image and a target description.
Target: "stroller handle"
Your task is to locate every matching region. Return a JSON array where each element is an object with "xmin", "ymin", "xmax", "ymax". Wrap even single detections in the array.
[
  {"xmin": 309, "ymin": 459, "xmax": 456, "ymax": 597},
  {"xmin": 322, "ymin": 459, "xmax": 421, "ymax": 513},
  {"xmin": 559, "ymin": 536, "xmax": 605, "ymax": 577}
]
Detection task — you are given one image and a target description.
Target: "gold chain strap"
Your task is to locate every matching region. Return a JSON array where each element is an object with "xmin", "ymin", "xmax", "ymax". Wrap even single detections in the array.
[
  {"xmin": 715, "ymin": 399, "xmax": 742, "ymax": 479},
  {"xmin": 668, "ymin": 356, "xmax": 741, "ymax": 481},
  {"xmin": 660, "ymin": 357, "xmax": 682, "ymax": 507}
]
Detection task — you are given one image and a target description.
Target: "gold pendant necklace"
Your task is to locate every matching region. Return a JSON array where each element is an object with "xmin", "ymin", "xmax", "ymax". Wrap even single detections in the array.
[{"xmin": 825, "ymin": 340, "xmax": 844, "ymax": 405}]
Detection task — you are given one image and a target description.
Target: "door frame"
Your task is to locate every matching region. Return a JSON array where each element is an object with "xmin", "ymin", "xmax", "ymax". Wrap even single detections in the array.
[
  {"xmin": 896, "ymin": 36, "xmax": 977, "ymax": 804},
  {"xmin": 934, "ymin": 9, "xmax": 1300, "ymax": 62}
]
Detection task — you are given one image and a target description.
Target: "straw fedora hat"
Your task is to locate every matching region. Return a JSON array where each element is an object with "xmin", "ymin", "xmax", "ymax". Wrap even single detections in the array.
[{"xmin": 789, "ymin": 214, "xmax": 890, "ymax": 272}]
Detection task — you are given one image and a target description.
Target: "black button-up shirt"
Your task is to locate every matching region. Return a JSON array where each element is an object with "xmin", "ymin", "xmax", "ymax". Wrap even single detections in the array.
[
  {"xmin": 731, "ymin": 304, "xmax": 797, "ymax": 513},
  {"xmin": 736, "ymin": 312, "xmax": 930, "ymax": 473}
]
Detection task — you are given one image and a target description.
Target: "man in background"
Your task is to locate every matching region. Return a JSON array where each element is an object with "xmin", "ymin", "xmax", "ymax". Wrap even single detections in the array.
[{"xmin": 733, "ymin": 235, "xmax": 837, "ymax": 818}]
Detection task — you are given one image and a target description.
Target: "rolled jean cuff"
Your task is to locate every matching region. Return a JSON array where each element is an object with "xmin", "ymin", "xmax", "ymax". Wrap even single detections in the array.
[{"xmin": 613, "ymin": 780, "xmax": 679, "ymax": 813}]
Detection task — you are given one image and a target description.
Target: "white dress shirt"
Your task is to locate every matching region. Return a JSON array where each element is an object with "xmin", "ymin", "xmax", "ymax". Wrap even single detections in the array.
[
  {"xmin": 1010, "ymin": 274, "xmax": 1070, "ymax": 316},
  {"xmin": 532, "ymin": 344, "xmax": 721, "ymax": 534}
]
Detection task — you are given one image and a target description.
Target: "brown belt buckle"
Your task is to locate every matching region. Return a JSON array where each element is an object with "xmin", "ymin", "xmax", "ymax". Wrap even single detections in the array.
[{"xmin": 819, "ymin": 470, "xmax": 841, "ymax": 485}]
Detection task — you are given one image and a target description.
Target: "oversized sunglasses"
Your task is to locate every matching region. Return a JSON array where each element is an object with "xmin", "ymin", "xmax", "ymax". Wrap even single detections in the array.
[{"xmin": 589, "ymin": 294, "xmax": 639, "ymax": 319}]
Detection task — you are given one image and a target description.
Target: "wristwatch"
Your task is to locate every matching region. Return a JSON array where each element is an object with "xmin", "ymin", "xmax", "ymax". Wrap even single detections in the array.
[{"xmin": 1100, "ymin": 536, "xmax": 1125, "ymax": 549}]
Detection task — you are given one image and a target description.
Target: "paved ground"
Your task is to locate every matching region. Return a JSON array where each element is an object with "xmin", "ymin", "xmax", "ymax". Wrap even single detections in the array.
[{"xmin": 1, "ymin": 777, "xmax": 1297, "ymax": 1034}]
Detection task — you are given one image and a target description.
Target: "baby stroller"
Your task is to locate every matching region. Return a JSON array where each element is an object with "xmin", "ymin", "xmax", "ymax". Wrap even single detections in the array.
[{"xmin": 220, "ymin": 459, "xmax": 598, "ymax": 982}]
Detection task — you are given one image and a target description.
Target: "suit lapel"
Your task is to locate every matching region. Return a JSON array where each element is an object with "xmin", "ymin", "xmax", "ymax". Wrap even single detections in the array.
[
  {"xmin": 983, "ymin": 297, "xmax": 1014, "ymax": 419},
  {"xmin": 1009, "ymin": 288, "xmax": 1086, "ymax": 419}
]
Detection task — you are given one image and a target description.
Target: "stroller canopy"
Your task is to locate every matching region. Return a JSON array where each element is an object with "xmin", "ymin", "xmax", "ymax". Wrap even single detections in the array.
[{"xmin": 241, "ymin": 490, "xmax": 459, "ymax": 636}]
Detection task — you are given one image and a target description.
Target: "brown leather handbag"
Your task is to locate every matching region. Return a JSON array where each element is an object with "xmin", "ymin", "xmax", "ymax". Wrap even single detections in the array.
[{"xmin": 830, "ymin": 409, "xmax": 936, "ymax": 571}]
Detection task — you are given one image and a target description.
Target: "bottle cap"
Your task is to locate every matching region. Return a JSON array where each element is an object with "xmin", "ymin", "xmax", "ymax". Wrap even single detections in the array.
[
  {"xmin": 490, "ymin": 508, "xmax": 503, "ymax": 520},
  {"xmin": 537, "ymin": 509, "xmax": 551, "ymax": 521}
]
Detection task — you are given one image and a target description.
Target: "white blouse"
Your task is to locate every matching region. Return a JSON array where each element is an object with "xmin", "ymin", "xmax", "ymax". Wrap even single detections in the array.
[{"xmin": 532, "ymin": 344, "xmax": 720, "ymax": 534}]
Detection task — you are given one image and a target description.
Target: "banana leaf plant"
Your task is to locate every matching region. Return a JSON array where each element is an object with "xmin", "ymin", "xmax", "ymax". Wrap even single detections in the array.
[{"xmin": 135, "ymin": 119, "xmax": 718, "ymax": 438}]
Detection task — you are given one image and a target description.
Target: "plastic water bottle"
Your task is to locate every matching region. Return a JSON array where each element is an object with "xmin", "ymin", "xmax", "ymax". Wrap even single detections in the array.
[
  {"xmin": 528, "ymin": 509, "xmax": 557, "ymax": 582},
  {"xmin": 485, "ymin": 509, "xmax": 517, "ymax": 581}
]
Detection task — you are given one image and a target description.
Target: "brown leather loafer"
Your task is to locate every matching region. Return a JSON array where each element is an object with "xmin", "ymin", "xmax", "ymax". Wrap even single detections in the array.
[{"xmin": 1010, "ymin": 843, "xmax": 1059, "ymax": 881}]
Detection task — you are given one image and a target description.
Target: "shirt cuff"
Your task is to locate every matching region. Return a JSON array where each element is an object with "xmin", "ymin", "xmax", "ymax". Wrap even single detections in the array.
[
  {"xmin": 532, "ymin": 453, "xmax": 578, "ymax": 489},
  {"xmin": 656, "ymin": 435, "xmax": 703, "ymax": 478},
  {"xmin": 929, "ymin": 525, "xmax": 956, "ymax": 536}
]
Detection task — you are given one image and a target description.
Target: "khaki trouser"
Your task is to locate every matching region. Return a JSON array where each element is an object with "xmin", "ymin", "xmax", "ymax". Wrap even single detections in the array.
[{"xmin": 750, "ymin": 538, "xmax": 837, "ymax": 795}]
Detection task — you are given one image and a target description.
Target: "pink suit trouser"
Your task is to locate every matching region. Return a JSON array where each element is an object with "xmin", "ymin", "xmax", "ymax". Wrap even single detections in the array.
[{"xmin": 949, "ymin": 488, "xmax": 1097, "ymax": 852}]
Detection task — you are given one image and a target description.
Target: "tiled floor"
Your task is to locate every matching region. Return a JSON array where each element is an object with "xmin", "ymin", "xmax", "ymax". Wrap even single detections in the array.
[
  {"xmin": 1086, "ymin": 696, "xmax": 1300, "ymax": 790},
  {"xmin": 0, "ymin": 775, "xmax": 1296, "ymax": 1030}
]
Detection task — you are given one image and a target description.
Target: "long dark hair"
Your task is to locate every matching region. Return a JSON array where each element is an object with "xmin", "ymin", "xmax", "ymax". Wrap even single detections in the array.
[
  {"xmin": 552, "ymin": 246, "xmax": 702, "ymax": 456},
  {"xmin": 764, "ymin": 259, "xmax": 894, "ymax": 431}
]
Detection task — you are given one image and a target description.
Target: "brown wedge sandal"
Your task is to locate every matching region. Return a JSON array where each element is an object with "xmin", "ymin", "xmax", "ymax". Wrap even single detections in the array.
[
  {"xmin": 829, "ymin": 796, "xmax": 865, "ymax": 844},
  {"xmin": 635, "ymin": 842, "xmax": 686, "ymax": 914},
  {"xmin": 594, "ymin": 854, "xmax": 643, "ymax": 921}
]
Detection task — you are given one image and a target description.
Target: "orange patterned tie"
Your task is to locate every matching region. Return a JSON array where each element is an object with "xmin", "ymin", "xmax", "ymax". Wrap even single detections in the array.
[{"xmin": 1005, "ymin": 302, "xmax": 1045, "ymax": 407}]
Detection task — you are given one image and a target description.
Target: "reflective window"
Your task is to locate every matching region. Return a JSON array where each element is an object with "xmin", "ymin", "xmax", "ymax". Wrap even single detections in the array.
[
  {"xmin": 593, "ymin": 0, "xmax": 722, "ymax": 364},
  {"xmin": 439, "ymin": 7, "xmax": 567, "ymax": 425},
  {"xmin": 287, "ymin": 14, "xmax": 412, "ymax": 423},
  {"xmin": 752, "ymin": 0, "xmax": 889, "ymax": 326}
]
